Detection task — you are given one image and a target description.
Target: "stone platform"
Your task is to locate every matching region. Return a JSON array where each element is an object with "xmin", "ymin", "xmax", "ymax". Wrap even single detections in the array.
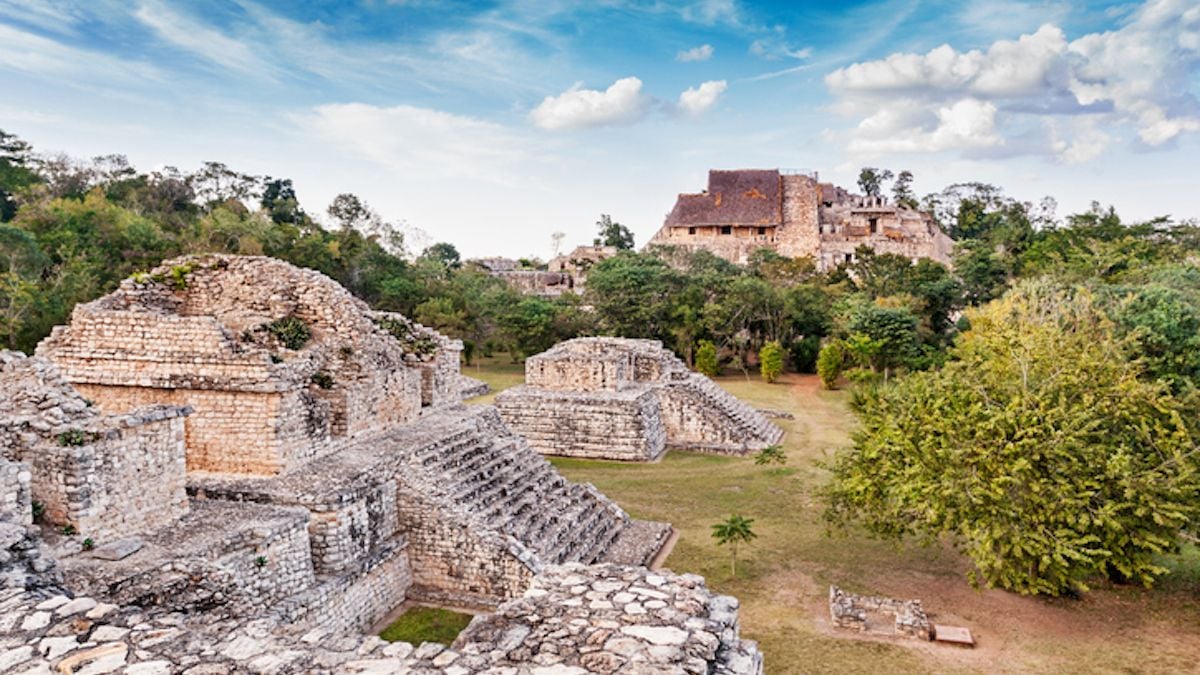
[{"xmin": 497, "ymin": 338, "xmax": 784, "ymax": 460}]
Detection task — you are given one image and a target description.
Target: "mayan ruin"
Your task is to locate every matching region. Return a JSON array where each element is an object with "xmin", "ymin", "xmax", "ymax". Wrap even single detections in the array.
[
  {"xmin": 495, "ymin": 338, "xmax": 784, "ymax": 461},
  {"xmin": 646, "ymin": 169, "xmax": 955, "ymax": 269},
  {"xmin": 0, "ymin": 255, "xmax": 763, "ymax": 674}
]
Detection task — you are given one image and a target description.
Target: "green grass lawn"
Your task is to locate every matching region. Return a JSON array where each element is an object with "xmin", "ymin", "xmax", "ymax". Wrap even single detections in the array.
[
  {"xmin": 472, "ymin": 362, "xmax": 1200, "ymax": 674},
  {"xmin": 379, "ymin": 606, "xmax": 474, "ymax": 645}
]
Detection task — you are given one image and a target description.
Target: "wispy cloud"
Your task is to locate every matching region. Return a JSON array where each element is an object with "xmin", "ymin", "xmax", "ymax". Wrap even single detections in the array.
[
  {"xmin": 0, "ymin": 22, "xmax": 162, "ymax": 84},
  {"xmin": 676, "ymin": 43, "xmax": 714, "ymax": 62},
  {"xmin": 133, "ymin": 1, "xmax": 266, "ymax": 76}
]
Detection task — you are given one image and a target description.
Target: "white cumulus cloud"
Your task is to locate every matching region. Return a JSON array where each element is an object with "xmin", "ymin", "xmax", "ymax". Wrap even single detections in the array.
[
  {"xmin": 530, "ymin": 77, "xmax": 652, "ymax": 130},
  {"xmin": 676, "ymin": 44, "xmax": 714, "ymax": 62},
  {"xmin": 677, "ymin": 80, "xmax": 727, "ymax": 116},
  {"xmin": 824, "ymin": 0, "xmax": 1200, "ymax": 161}
]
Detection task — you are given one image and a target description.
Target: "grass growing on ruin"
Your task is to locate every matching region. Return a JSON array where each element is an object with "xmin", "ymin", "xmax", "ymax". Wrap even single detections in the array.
[
  {"xmin": 476, "ymin": 365, "xmax": 1200, "ymax": 674},
  {"xmin": 379, "ymin": 606, "xmax": 474, "ymax": 645}
]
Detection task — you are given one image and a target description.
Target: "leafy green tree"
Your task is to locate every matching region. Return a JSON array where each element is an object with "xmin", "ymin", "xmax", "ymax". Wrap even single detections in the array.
[
  {"xmin": 695, "ymin": 340, "xmax": 719, "ymax": 376},
  {"xmin": 844, "ymin": 305, "xmax": 919, "ymax": 380},
  {"xmin": 824, "ymin": 283, "xmax": 1200, "ymax": 596},
  {"xmin": 816, "ymin": 341, "xmax": 844, "ymax": 390},
  {"xmin": 420, "ymin": 242, "xmax": 462, "ymax": 270},
  {"xmin": 595, "ymin": 214, "xmax": 634, "ymax": 250},
  {"xmin": 759, "ymin": 340, "xmax": 784, "ymax": 383},
  {"xmin": 789, "ymin": 335, "xmax": 821, "ymax": 373},
  {"xmin": 857, "ymin": 168, "xmax": 893, "ymax": 198},
  {"xmin": 892, "ymin": 170, "xmax": 917, "ymax": 209},
  {"xmin": 711, "ymin": 514, "xmax": 757, "ymax": 578},
  {"xmin": 0, "ymin": 130, "xmax": 39, "ymax": 222},
  {"xmin": 585, "ymin": 253, "xmax": 679, "ymax": 339}
]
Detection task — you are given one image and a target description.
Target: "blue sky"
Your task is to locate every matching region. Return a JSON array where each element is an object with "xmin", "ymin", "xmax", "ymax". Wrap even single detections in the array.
[{"xmin": 1, "ymin": 0, "xmax": 1198, "ymax": 258}]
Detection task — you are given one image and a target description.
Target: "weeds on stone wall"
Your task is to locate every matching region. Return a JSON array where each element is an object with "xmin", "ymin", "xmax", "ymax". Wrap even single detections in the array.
[
  {"xmin": 266, "ymin": 316, "xmax": 312, "ymax": 350},
  {"xmin": 311, "ymin": 371, "xmax": 335, "ymax": 389},
  {"xmin": 56, "ymin": 429, "xmax": 96, "ymax": 447}
]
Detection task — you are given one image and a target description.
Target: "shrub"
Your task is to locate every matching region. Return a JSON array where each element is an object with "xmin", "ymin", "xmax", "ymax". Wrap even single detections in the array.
[
  {"xmin": 82, "ymin": 538, "xmax": 95, "ymax": 551},
  {"xmin": 267, "ymin": 316, "xmax": 311, "ymax": 350},
  {"xmin": 695, "ymin": 340, "xmax": 719, "ymax": 377},
  {"xmin": 311, "ymin": 371, "xmax": 334, "ymax": 389},
  {"xmin": 816, "ymin": 342, "xmax": 844, "ymax": 390},
  {"xmin": 61, "ymin": 524, "xmax": 76, "ymax": 536},
  {"xmin": 254, "ymin": 555, "xmax": 267, "ymax": 568},
  {"xmin": 56, "ymin": 429, "xmax": 92, "ymax": 447},
  {"xmin": 759, "ymin": 341, "xmax": 784, "ymax": 383},
  {"xmin": 754, "ymin": 444, "xmax": 787, "ymax": 466},
  {"xmin": 31, "ymin": 501, "xmax": 44, "ymax": 522},
  {"xmin": 789, "ymin": 335, "xmax": 821, "ymax": 374}
]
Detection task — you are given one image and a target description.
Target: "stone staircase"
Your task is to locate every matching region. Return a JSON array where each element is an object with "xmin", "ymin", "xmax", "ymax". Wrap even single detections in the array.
[
  {"xmin": 399, "ymin": 407, "xmax": 668, "ymax": 569},
  {"xmin": 666, "ymin": 373, "xmax": 785, "ymax": 450}
]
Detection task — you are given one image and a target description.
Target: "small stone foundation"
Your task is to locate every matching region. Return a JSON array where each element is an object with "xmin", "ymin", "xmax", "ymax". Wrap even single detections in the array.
[{"xmin": 829, "ymin": 585, "xmax": 932, "ymax": 640}]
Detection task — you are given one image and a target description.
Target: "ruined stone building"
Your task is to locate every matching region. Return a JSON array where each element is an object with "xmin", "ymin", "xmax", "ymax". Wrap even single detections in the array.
[
  {"xmin": 0, "ymin": 255, "xmax": 762, "ymax": 673},
  {"xmin": 495, "ymin": 338, "xmax": 784, "ymax": 461},
  {"xmin": 471, "ymin": 245, "xmax": 619, "ymax": 298},
  {"xmin": 646, "ymin": 169, "xmax": 955, "ymax": 270}
]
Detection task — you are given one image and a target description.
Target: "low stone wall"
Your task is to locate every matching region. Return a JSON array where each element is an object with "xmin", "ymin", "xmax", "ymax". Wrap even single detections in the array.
[
  {"xmin": 15, "ymin": 410, "xmax": 190, "ymax": 543},
  {"xmin": 0, "ymin": 456, "xmax": 31, "ymax": 525},
  {"xmin": 494, "ymin": 386, "xmax": 667, "ymax": 461},
  {"xmin": 829, "ymin": 586, "xmax": 931, "ymax": 640},
  {"xmin": 281, "ymin": 538, "xmax": 412, "ymax": 635},
  {"xmin": 307, "ymin": 478, "xmax": 399, "ymax": 575}
]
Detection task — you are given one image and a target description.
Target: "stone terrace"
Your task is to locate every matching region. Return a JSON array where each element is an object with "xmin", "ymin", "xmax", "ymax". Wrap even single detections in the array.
[{"xmin": 496, "ymin": 338, "xmax": 784, "ymax": 461}]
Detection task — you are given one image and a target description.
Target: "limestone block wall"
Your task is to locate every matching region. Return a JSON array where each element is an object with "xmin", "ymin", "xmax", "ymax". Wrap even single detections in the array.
[
  {"xmin": 395, "ymin": 481, "xmax": 536, "ymax": 608},
  {"xmin": 777, "ymin": 174, "xmax": 821, "ymax": 259},
  {"xmin": 284, "ymin": 539, "xmax": 412, "ymax": 634},
  {"xmin": 656, "ymin": 376, "xmax": 784, "ymax": 454},
  {"xmin": 74, "ymin": 385, "xmax": 329, "ymax": 475},
  {"xmin": 526, "ymin": 354, "xmax": 631, "ymax": 392},
  {"xmin": 307, "ymin": 478, "xmax": 399, "ymax": 575},
  {"xmin": 38, "ymin": 309, "xmax": 277, "ymax": 389},
  {"xmin": 495, "ymin": 386, "xmax": 667, "ymax": 461},
  {"xmin": 14, "ymin": 412, "xmax": 189, "ymax": 542},
  {"xmin": 0, "ymin": 456, "xmax": 32, "ymax": 526}
]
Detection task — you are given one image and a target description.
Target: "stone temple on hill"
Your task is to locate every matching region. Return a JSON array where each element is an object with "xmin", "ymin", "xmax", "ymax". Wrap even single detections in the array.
[
  {"xmin": 495, "ymin": 338, "xmax": 784, "ymax": 461},
  {"xmin": 647, "ymin": 168, "xmax": 955, "ymax": 270},
  {"xmin": 0, "ymin": 255, "xmax": 762, "ymax": 673}
]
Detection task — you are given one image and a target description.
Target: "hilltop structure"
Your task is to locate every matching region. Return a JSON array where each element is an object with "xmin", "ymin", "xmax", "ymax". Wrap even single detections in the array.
[
  {"xmin": 647, "ymin": 169, "xmax": 955, "ymax": 270},
  {"xmin": 0, "ymin": 255, "xmax": 763, "ymax": 672},
  {"xmin": 496, "ymin": 338, "xmax": 784, "ymax": 461},
  {"xmin": 471, "ymin": 244, "xmax": 619, "ymax": 297}
]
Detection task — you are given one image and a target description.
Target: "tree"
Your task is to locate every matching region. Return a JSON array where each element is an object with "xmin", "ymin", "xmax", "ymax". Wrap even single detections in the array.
[
  {"xmin": 695, "ymin": 340, "xmax": 719, "ymax": 376},
  {"xmin": 844, "ymin": 305, "xmax": 919, "ymax": 380},
  {"xmin": 824, "ymin": 283, "xmax": 1200, "ymax": 596},
  {"xmin": 585, "ymin": 253, "xmax": 679, "ymax": 339},
  {"xmin": 711, "ymin": 514, "xmax": 756, "ymax": 578},
  {"xmin": 595, "ymin": 214, "xmax": 634, "ymax": 250},
  {"xmin": 892, "ymin": 170, "xmax": 917, "ymax": 209},
  {"xmin": 816, "ymin": 341, "xmax": 843, "ymax": 389},
  {"xmin": 260, "ymin": 177, "xmax": 304, "ymax": 224},
  {"xmin": 420, "ymin": 242, "xmax": 462, "ymax": 270},
  {"xmin": 857, "ymin": 167, "xmax": 893, "ymax": 198},
  {"xmin": 550, "ymin": 231, "xmax": 565, "ymax": 258},
  {"xmin": 759, "ymin": 340, "xmax": 784, "ymax": 383}
]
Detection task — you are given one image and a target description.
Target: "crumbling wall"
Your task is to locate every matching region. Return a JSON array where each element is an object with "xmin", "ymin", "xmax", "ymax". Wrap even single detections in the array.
[
  {"xmin": 777, "ymin": 173, "xmax": 821, "ymax": 258},
  {"xmin": 829, "ymin": 586, "xmax": 932, "ymax": 640},
  {"xmin": 0, "ymin": 352, "xmax": 190, "ymax": 541}
]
